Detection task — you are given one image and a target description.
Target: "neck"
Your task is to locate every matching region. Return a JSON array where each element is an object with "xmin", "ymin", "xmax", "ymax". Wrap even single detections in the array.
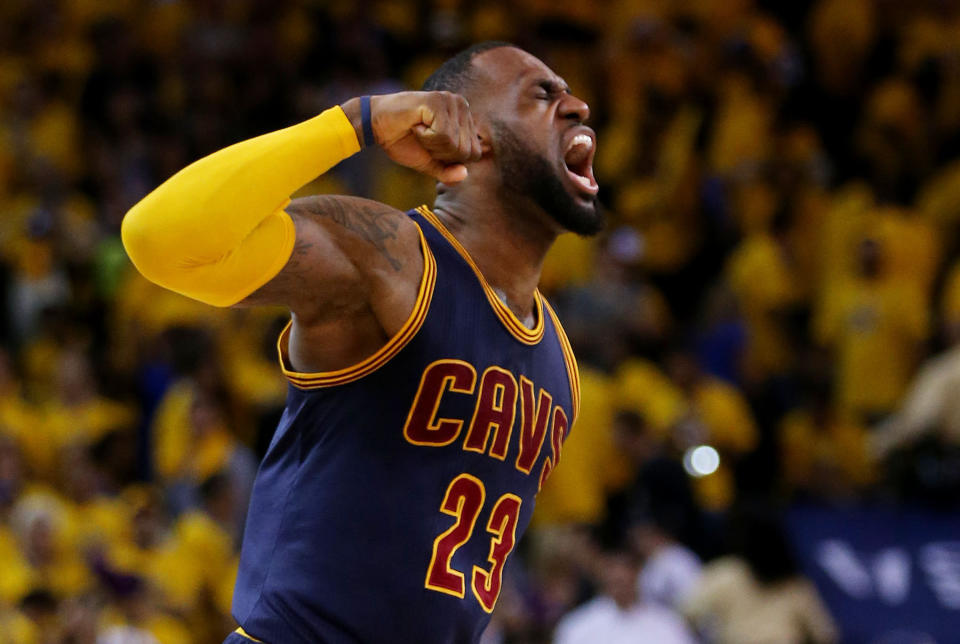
[{"xmin": 433, "ymin": 187, "xmax": 557, "ymax": 322}]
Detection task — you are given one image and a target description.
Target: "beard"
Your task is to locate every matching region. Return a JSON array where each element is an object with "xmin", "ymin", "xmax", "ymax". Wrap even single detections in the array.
[{"xmin": 491, "ymin": 121, "xmax": 604, "ymax": 236}]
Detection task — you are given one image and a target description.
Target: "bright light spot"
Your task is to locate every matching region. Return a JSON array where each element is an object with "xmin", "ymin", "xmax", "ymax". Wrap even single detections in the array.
[{"xmin": 683, "ymin": 445, "xmax": 720, "ymax": 477}]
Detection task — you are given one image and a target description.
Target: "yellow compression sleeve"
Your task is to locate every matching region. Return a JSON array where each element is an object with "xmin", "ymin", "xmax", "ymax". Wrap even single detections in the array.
[{"xmin": 121, "ymin": 106, "xmax": 361, "ymax": 307}]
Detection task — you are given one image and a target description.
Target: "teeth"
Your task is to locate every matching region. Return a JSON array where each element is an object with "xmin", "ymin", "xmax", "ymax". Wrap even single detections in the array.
[
  {"xmin": 572, "ymin": 173, "xmax": 593, "ymax": 189},
  {"xmin": 567, "ymin": 134, "xmax": 593, "ymax": 151}
]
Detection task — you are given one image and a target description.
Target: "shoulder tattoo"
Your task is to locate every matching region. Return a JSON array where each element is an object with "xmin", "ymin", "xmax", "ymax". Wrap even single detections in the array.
[{"xmin": 297, "ymin": 196, "xmax": 404, "ymax": 272}]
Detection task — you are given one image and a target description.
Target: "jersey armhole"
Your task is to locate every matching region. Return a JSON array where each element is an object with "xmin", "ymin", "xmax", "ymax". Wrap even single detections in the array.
[
  {"xmin": 543, "ymin": 298, "xmax": 581, "ymax": 423},
  {"xmin": 276, "ymin": 223, "xmax": 437, "ymax": 389}
]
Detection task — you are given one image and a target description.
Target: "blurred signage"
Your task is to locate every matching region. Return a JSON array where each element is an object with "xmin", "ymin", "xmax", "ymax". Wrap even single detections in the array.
[{"xmin": 788, "ymin": 506, "xmax": 960, "ymax": 644}]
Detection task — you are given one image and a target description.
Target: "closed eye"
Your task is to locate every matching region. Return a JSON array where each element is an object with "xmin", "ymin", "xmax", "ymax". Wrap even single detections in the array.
[{"xmin": 535, "ymin": 80, "xmax": 570, "ymax": 100}]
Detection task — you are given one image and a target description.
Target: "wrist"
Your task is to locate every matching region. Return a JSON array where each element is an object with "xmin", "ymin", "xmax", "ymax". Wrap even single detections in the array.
[{"xmin": 340, "ymin": 97, "xmax": 365, "ymax": 149}]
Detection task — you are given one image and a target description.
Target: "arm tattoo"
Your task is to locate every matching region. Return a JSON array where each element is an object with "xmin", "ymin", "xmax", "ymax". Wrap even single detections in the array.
[
  {"xmin": 301, "ymin": 196, "xmax": 403, "ymax": 271},
  {"xmin": 240, "ymin": 196, "xmax": 406, "ymax": 307},
  {"xmin": 284, "ymin": 236, "xmax": 316, "ymax": 279}
]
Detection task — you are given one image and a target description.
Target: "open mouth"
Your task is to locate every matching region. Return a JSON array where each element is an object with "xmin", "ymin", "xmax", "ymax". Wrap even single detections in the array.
[{"xmin": 563, "ymin": 132, "xmax": 599, "ymax": 197}]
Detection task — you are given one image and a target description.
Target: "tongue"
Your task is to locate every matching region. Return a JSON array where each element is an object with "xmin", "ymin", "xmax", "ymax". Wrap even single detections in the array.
[{"xmin": 565, "ymin": 142, "xmax": 590, "ymax": 169}]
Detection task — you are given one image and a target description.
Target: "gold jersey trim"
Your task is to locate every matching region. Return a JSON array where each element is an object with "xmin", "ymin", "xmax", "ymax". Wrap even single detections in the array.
[
  {"xmin": 235, "ymin": 627, "xmax": 265, "ymax": 643},
  {"xmin": 543, "ymin": 297, "xmax": 580, "ymax": 423},
  {"xmin": 415, "ymin": 205, "xmax": 545, "ymax": 345},
  {"xmin": 277, "ymin": 221, "xmax": 437, "ymax": 389}
]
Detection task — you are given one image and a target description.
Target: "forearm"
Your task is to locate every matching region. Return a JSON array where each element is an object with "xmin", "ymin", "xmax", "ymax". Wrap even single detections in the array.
[{"xmin": 121, "ymin": 105, "xmax": 362, "ymax": 306}]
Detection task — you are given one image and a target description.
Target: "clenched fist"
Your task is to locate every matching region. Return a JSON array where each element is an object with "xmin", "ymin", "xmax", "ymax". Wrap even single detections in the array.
[{"xmin": 342, "ymin": 91, "xmax": 484, "ymax": 184}]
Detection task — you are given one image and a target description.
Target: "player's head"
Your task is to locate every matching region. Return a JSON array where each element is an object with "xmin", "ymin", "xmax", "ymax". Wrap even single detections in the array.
[{"xmin": 423, "ymin": 43, "xmax": 603, "ymax": 236}]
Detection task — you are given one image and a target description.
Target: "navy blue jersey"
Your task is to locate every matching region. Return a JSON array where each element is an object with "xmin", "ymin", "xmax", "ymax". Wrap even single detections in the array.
[{"xmin": 231, "ymin": 206, "xmax": 580, "ymax": 644}]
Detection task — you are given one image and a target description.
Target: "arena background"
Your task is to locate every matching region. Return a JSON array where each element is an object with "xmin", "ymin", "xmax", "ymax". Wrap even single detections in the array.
[{"xmin": 2, "ymin": 0, "xmax": 960, "ymax": 642}]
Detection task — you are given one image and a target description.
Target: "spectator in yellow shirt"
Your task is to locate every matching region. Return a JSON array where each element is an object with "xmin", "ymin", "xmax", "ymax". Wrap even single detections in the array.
[
  {"xmin": 613, "ymin": 358, "xmax": 686, "ymax": 439},
  {"xmin": 725, "ymin": 222, "xmax": 802, "ymax": 382},
  {"xmin": 160, "ymin": 388, "xmax": 256, "ymax": 534},
  {"xmin": 107, "ymin": 487, "xmax": 204, "ymax": 621},
  {"xmin": 0, "ymin": 348, "xmax": 40, "ymax": 463},
  {"xmin": 779, "ymin": 382, "xmax": 874, "ymax": 500},
  {"xmin": 814, "ymin": 237, "xmax": 929, "ymax": 421},
  {"xmin": 533, "ymin": 367, "xmax": 628, "ymax": 527},
  {"xmin": 666, "ymin": 349, "xmax": 759, "ymax": 511},
  {"xmin": 9, "ymin": 489, "xmax": 92, "ymax": 599},
  {"xmin": 0, "ymin": 604, "xmax": 38, "ymax": 644},
  {"xmin": 96, "ymin": 573, "xmax": 193, "ymax": 644},
  {"xmin": 172, "ymin": 473, "xmax": 240, "ymax": 639},
  {"xmin": 25, "ymin": 348, "xmax": 137, "ymax": 479}
]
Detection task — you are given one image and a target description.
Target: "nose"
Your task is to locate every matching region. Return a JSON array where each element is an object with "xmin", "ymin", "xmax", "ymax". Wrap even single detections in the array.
[{"xmin": 559, "ymin": 93, "xmax": 590, "ymax": 123}]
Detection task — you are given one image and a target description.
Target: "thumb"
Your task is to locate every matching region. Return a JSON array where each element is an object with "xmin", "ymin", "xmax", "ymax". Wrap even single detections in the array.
[
  {"xmin": 437, "ymin": 164, "xmax": 468, "ymax": 184},
  {"xmin": 416, "ymin": 158, "xmax": 468, "ymax": 183},
  {"xmin": 412, "ymin": 123, "xmax": 432, "ymax": 137}
]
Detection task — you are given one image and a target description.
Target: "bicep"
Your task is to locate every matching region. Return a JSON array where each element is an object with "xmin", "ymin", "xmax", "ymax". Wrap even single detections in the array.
[{"xmin": 237, "ymin": 195, "xmax": 421, "ymax": 324}]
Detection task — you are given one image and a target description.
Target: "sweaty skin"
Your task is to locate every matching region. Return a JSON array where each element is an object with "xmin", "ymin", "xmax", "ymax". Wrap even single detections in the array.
[{"xmin": 249, "ymin": 46, "xmax": 600, "ymax": 374}]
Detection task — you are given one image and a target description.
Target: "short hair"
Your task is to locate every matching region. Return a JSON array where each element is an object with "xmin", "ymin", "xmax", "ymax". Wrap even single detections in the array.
[{"xmin": 421, "ymin": 41, "xmax": 518, "ymax": 94}]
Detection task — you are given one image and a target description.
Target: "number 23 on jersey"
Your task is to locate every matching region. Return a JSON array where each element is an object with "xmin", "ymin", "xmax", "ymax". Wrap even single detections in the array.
[{"xmin": 425, "ymin": 474, "xmax": 522, "ymax": 612}]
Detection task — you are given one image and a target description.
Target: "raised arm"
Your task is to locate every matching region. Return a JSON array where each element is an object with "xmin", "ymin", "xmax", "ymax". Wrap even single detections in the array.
[{"xmin": 121, "ymin": 92, "xmax": 481, "ymax": 371}]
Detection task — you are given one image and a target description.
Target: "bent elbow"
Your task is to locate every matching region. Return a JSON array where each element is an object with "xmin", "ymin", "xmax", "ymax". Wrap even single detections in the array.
[{"xmin": 120, "ymin": 201, "xmax": 164, "ymax": 281}]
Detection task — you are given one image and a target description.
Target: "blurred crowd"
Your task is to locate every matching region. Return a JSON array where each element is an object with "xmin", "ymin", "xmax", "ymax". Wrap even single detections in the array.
[{"xmin": 3, "ymin": 0, "xmax": 960, "ymax": 642}]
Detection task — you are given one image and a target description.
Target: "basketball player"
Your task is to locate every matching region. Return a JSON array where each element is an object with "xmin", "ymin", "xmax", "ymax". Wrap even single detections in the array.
[{"xmin": 122, "ymin": 42, "xmax": 601, "ymax": 643}]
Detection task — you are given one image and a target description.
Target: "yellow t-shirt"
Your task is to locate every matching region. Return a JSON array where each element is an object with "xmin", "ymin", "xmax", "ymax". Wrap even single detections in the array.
[
  {"xmin": 873, "ymin": 207, "xmax": 939, "ymax": 295},
  {"xmin": 726, "ymin": 233, "xmax": 800, "ymax": 378},
  {"xmin": 153, "ymin": 379, "xmax": 238, "ymax": 483},
  {"xmin": 539, "ymin": 234, "xmax": 597, "ymax": 293},
  {"xmin": 0, "ymin": 526, "xmax": 33, "ymax": 604},
  {"xmin": 693, "ymin": 379, "xmax": 759, "ymax": 454},
  {"xmin": 174, "ymin": 511, "xmax": 237, "ymax": 611},
  {"xmin": 941, "ymin": 260, "xmax": 960, "ymax": 326},
  {"xmin": 42, "ymin": 397, "xmax": 136, "ymax": 449},
  {"xmin": 108, "ymin": 538, "xmax": 204, "ymax": 614},
  {"xmin": 152, "ymin": 381, "xmax": 195, "ymax": 481},
  {"xmin": 0, "ymin": 390, "xmax": 40, "ymax": 463},
  {"xmin": 532, "ymin": 368, "xmax": 626, "ymax": 526},
  {"xmin": 815, "ymin": 278, "xmax": 928, "ymax": 417},
  {"xmin": 780, "ymin": 409, "xmax": 874, "ymax": 491},
  {"xmin": 146, "ymin": 613, "xmax": 194, "ymax": 644},
  {"xmin": 10, "ymin": 489, "xmax": 93, "ymax": 597},
  {"xmin": 707, "ymin": 75, "xmax": 773, "ymax": 174},
  {"xmin": 0, "ymin": 607, "xmax": 38, "ymax": 644},
  {"xmin": 613, "ymin": 358, "xmax": 686, "ymax": 436}
]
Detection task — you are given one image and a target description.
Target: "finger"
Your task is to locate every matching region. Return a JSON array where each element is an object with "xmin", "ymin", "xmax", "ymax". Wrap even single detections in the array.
[
  {"xmin": 413, "ymin": 123, "xmax": 463, "ymax": 164},
  {"xmin": 464, "ymin": 113, "xmax": 483, "ymax": 161},
  {"xmin": 450, "ymin": 98, "xmax": 470, "ymax": 160},
  {"xmin": 413, "ymin": 153, "xmax": 468, "ymax": 183},
  {"xmin": 460, "ymin": 102, "xmax": 480, "ymax": 161},
  {"xmin": 432, "ymin": 94, "xmax": 474, "ymax": 162},
  {"xmin": 466, "ymin": 104, "xmax": 483, "ymax": 161},
  {"xmin": 437, "ymin": 164, "xmax": 468, "ymax": 184},
  {"xmin": 456, "ymin": 113, "xmax": 474, "ymax": 162},
  {"xmin": 437, "ymin": 104, "xmax": 472, "ymax": 163}
]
